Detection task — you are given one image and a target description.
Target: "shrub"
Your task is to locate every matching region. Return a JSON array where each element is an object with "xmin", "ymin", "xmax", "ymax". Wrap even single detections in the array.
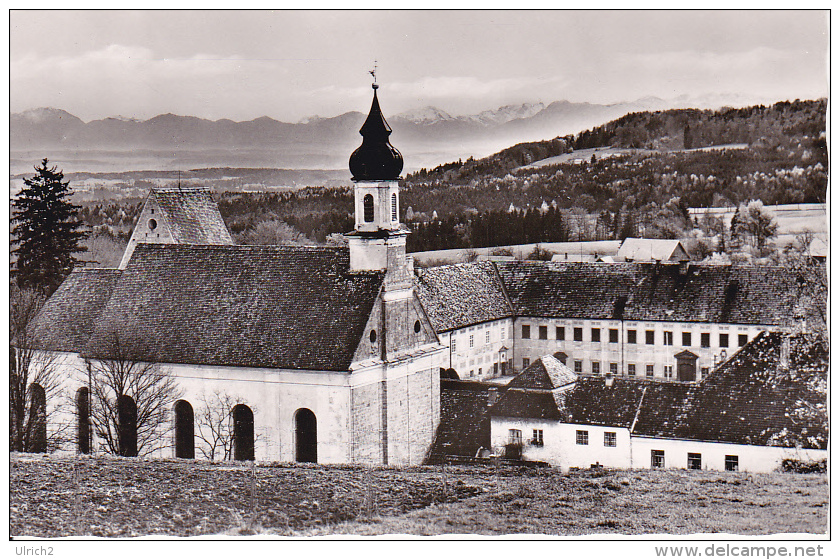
[{"xmin": 780, "ymin": 458, "xmax": 826, "ymax": 473}]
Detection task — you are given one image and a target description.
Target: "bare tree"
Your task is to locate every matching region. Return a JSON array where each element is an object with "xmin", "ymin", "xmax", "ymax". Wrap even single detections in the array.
[
  {"xmin": 194, "ymin": 390, "xmax": 238, "ymax": 461},
  {"xmin": 194, "ymin": 391, "xmax": 260, "ymax": 461},
  {"xmin": 10, "ymin": 286, "xmax": 70, "ymax": 452},
  {"xmin": 87, "ymin": 332, "xmax": 182, "ymax": 457}
]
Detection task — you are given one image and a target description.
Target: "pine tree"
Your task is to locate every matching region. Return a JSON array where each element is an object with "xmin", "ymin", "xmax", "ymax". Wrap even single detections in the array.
[{"xmin": 11, "ymin": 159, "xmax": 87, "ymax": 294}]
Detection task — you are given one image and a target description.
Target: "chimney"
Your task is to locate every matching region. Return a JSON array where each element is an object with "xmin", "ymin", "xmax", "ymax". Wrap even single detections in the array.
[
  {"xmin": 778, "ymin": 335, "xmax": 791, "ymax": 374},
  {"xmin": 488, "ymin": 386, "xmax": 500, "ymax": 407}
]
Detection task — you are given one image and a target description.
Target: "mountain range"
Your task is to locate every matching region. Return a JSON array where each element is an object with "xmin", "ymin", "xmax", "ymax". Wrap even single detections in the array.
[{"xmin": 10, "ymin": 94, "xmax": 777, "ymax": 174}]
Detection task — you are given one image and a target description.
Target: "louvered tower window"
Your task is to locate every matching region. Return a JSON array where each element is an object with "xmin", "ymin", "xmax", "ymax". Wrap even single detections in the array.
[{"xmin": 391, "ymin": 193, "xmax": 397, "ymax": 221}]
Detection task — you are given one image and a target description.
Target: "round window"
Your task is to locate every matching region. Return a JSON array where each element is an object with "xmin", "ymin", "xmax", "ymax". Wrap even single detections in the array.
[
  {"xmin": 369, "ymin": 330, "xmax": 377, "ymax": 343},
  {"xmin": 148, "ymin": 218, "xmax": 158, "ymax": 231},
  {"xmin": 414, "ymin": 320, "xmax": 421, "ymax": 333}
]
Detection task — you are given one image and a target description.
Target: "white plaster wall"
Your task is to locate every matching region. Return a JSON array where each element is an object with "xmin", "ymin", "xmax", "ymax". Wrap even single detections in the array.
[
  {"xmin": 445, "ymin": 318, "xmax": 515, "ymax": 380},
  {"xmin": 630, "ymin": 437, "xmax": 827, "ymax": 473},
  {"xmin": 512, "ymin": 317, "xmax": 772, "ymax": 380},
  {"xmin": 118, "ymin": 193, "xmax": 174, "ymax": 269},
  {"xmin": 354, "ymin": 180, "xmax": 400, "ymax": 232}
]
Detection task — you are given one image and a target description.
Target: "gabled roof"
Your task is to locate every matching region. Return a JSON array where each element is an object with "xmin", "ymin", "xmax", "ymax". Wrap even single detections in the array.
[
  {"xmin": 82, "ymin": 244, "xmax": 384, "ymax": 371},
  {"xmin": 562, "ymin": 376, "xmax": 647, "ymax": 427},
  {"xmin": 616, "ymin": 238, "xmax": 688, "ymax": 262},
  {"xmin": 415, "ymin": 261, "xmax": 512, "ymax": 332},
  {"xmin": 428, "ymin": 379, "xmax": 493, "ymax": 459},
  {"xmin": 151, "ymin": 188, "xmax": 233, "ymax": 245},
  {"xmin": 489, "ymin": 388, "xmax": 564, "ymax": 421},
  {"xmin": 31, "ymin": 269, "xmax": 122, "ymax": 353},
  {"xmin": 507, "ymin": 354, "xmax": 576, "ymax": 390}
]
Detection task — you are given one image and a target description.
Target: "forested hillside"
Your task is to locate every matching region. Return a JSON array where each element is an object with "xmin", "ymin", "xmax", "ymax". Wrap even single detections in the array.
[{"xmin": 73, "ymin": 100, "xmax": 827, "ymax": 257}]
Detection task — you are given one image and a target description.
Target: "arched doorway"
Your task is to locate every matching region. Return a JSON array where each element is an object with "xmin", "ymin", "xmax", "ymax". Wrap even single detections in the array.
[
  {"xmin": 295, "ymin": 408, "xmax": 317, "ymax": 463},
  {"xmin": 28, "ymin": 383, "xmax": 47, "ymax": 453},
  {"xmin": 117, "ymin": 394, "xmax": 138, "ymax": 457},
  {"xmin": 174, "ymin": 400, "xmax": 195, "ymax": 459},
  {"xmin": 76, "ymin": 387, "xmax": 90, "ymax": 454},
  {"xmin": 232, "ymin": 404, "xmax": 254, "ymax": 461}
]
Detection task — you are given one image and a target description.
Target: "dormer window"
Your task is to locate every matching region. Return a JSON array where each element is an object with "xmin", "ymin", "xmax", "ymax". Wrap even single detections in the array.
[{"xmin": 363, "ymin": 194, "xmax": 374, "ymax": 223}]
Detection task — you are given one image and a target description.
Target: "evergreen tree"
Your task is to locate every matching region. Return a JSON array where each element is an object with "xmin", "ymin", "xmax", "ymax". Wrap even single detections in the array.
[{"xmin": 12, "ymin": 159, "xmax": 87, "ymax": 294}]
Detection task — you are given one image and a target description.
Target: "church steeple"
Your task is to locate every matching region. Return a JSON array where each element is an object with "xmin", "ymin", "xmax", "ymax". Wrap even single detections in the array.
[{"xmin": 349, "ymin": 83, "xmax": 404, "ymax": 181}]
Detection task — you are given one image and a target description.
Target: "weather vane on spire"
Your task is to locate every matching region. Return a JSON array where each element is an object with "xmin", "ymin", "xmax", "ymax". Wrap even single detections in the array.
[{"xmin": 369, "ymin": 60, "xmax": 378, "ymax": 89}]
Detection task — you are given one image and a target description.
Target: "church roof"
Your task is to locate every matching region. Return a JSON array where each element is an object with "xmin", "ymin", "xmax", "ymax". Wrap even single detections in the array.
[
  {"xmin": 151, "ymin": 187, "xmax": 233, "ymax": 245},
  {"xmin": 82, "ymin": 244, "xmax": 385, "ymax": 371},
  {"xmin": 415, "ymin": 261, "xmax": 513, "ymax": 332},
  {"xmin": 31, "ymin": 268, "xmax": 123, "ymax": 353}
]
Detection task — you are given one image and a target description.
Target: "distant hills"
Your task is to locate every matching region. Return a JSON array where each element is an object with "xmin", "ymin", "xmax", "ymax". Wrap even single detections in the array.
[{"xmin": 10, "ymin": 93, "xmax": 785, "ymax": 174}]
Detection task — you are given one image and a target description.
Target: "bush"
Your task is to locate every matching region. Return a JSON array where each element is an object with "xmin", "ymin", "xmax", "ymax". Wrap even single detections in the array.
[
  {"xmin": 504, "ymin": 442, "xmax": 523, "ymax": 460},
  {"xmin": 780, "ymin": 458, "xmax": 826, "ymax": 473}
]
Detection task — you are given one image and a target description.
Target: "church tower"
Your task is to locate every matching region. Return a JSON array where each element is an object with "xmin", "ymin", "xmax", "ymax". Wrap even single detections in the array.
[{"xmin": 347, "ymin": 80, "xmax": 412, "ymax": 293}]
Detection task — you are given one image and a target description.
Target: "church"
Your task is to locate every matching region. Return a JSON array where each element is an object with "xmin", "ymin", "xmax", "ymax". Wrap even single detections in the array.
[{"xmin": 33, "ymin": 82, "xmax": 446, "ymax": 465}]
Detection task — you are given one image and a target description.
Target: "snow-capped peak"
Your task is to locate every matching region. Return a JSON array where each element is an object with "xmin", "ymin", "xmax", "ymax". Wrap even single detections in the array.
[{"xmin": 395, "ymin": 106, "xmax": 454, "ymax": 125}]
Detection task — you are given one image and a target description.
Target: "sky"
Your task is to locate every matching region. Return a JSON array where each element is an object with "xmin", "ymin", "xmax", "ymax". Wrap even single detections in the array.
[{"xmin": 9, "ymin": 10, "xmax": 830, "ymax": 123}]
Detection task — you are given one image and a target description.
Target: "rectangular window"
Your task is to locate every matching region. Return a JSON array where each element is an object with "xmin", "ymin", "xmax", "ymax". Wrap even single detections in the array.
[
  {"xmin": 576, "ymin": 430, "xmax": 589, "ymax": 445},
  {"xmin": 651, "ymin": 450, "xmax": 665, "ymax": 468},
  {"xmin": 720, "ymin": 333, "xmax": 729, "ymax": 348},
  {"xmin": 574, "ymin": 327, "xmax": 583, "ymax": 341},
  {"xmin": 451, "ymin": 339, "xmax": 457, "ymax": 353},
  {"xmin": 556, "ymin": 326, "xmax": 565, "ymax": 340},
  {"xmin": 591, "ymin": 328, "xmax": 601, "ymax": 342},
  {"xmin": 469, "ymin": 334, "xmax": 474, "ymax": 348},
  {"xmin": 701, "ymin": 367, "xmax": 709, "ymax": 377},
  {"xmin": 532, "ymin": 429, "xmax": 544, "ymax": 447},
  {"xmin": 646, "ymin": 364, "xmax": 654, "ymax": 379},
  {"xmin": 687, "ymin": 453, "xmax": 702, "ymax": 470},
  {"xmin": 664, "ymin": 365, "xmax": 673, "ymax": 379},
  {"xmin": 470, "ymin": 370, "xmax": 474, "ymax": 378},
  {"xmin": 574, "ymin": 360, "xmax": 583, "ymax": 373},
  {"xmin": 508, "ymin": 429, "xmax": 522, "ymax": 445},
  {"xmin": 701, "ymin": 333, "xmax": 710, "ymax": 348},
  {"xmin": 501, "ymin": 326, "xmax": 506, "ymax": 340},
  {"xmin": 493, "ymin": 362, "xmax": 499, "ymax": 375},
  {"xmin": 609, "ymin": 328, "xmax": 619, "ymax": 343},
  {"xmin": 591, "ymin": 361, "xmax": 600, "ymax": 374},
  {"xmin": 663, "ymin": 331, "xmax": 673, "ymax": 346},
  {"xmin": 522, "ymin": 358, "xmax": 530, "ymax": 369},
  {"xmin": 604, "ymin": 432, "xmax": 617, "ymax": 447},
  {"xmin": 682, "ymin": 332, "xmax": 692, "ymax": 346},
  {"xmin": 486, "ymin": 330, "xmax": 491, "ymax": 344},
  {"xmin": 628, "ymin": 363, "xmax": 636, "ymax": 377},
  {"xmin": 646, "ymin": 330, "xmax": 655, "ymax": 345},
  {"xmin": 738, "ymin": 334, "xmax": 748, "ymax": 346},
  {"xmin": 522, "ymin": 325, "xmax": 530, "ymax": 339},
  {"xmin": 539, "ymin": 325, "xmax": 548, "ymax": 340},
  {"xmin": 609, "ymin": 362, "xmax": 618, "ymax": 375},
  {"xmin": 627, "ymin": 329, "xmax": 637, "ymax": 344},
  {"xmin": 478, "ymin": 367, "xmax": 482, "ymax": 377},
  {"xmin": 725, "ymin": 455, "xmax": 739, "ymax": 472}
]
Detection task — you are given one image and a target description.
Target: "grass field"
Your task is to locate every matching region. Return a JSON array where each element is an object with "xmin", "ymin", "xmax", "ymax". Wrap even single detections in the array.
[{"xmin": 10, "ymin": 454, "xmax": 827, "ymax": 538}]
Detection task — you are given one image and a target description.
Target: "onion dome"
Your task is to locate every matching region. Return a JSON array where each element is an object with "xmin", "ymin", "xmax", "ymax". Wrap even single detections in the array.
[{"xmin": 349, "ymin": 84, "xmax": 404, "ymax": 181}]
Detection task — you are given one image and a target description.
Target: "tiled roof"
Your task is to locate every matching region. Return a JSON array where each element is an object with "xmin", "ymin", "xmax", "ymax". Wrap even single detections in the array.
[
  {"xmin": 31, "ymin": 269, "xmax": 122, "ymax": 353},
  {"xmin": 415, "ymin": 261, "xmax": 512, "ymax": 332},
  {"xmin": 507, "ymin": 354, "xmax": 576, "ymax": 390},
  {"xmin": 493, "ymin": 261, "xmax": 813, "ymax": 326},
  {"xmin": 563, "ymin": 376, "xmax": 647, "ymax": 427},
  {"xmin": 489, "ymin": 388, "xmax": 564, "ymax": 421},
  {"xmin": 494, "ymin": 261, "xmax": 638, "ymax": 319},
  {"xmin": 616, "ymin": 238, "xmax": 687, "ymax": 262},
  {"xmin": 631, "ymin": 382, "xmax": 694, "ymax": 439},
  {"xmin": 82, "ymin": 244, "xmax": 384, "ymax": 371},
  {"xmin": 152, "ymin": 188, "xmax": 233, "ymax": 245}
]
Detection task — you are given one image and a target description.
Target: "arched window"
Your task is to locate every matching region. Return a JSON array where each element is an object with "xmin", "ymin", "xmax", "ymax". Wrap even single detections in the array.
[
  {"xmin": 174, "ymin": 400, "xmax": 195, "ymax": 459},
  {"xmin": 117, "ymin": 394, "xmax": 138, "ymax": 457},
  {"xmin": 295, "ymin": 408, "xmax": 317, "ymax": 463},
  {"xmin": 28, "ymin": 383, "xmax": 47, "ymax": 453},
  {"xmin": 232, "ymin": 404, "xmax": 254, "ymax": 461},
  {"xmin": 76, "ymin": 387, "xmax": 90, "ymax": 454},
  {"xmin": 391, "ymin": 193, "xmax": 398, "ymax": 222},
  {"xmin": 363, "ymin": 194, "xmax": 374, "ymax": 222}
]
